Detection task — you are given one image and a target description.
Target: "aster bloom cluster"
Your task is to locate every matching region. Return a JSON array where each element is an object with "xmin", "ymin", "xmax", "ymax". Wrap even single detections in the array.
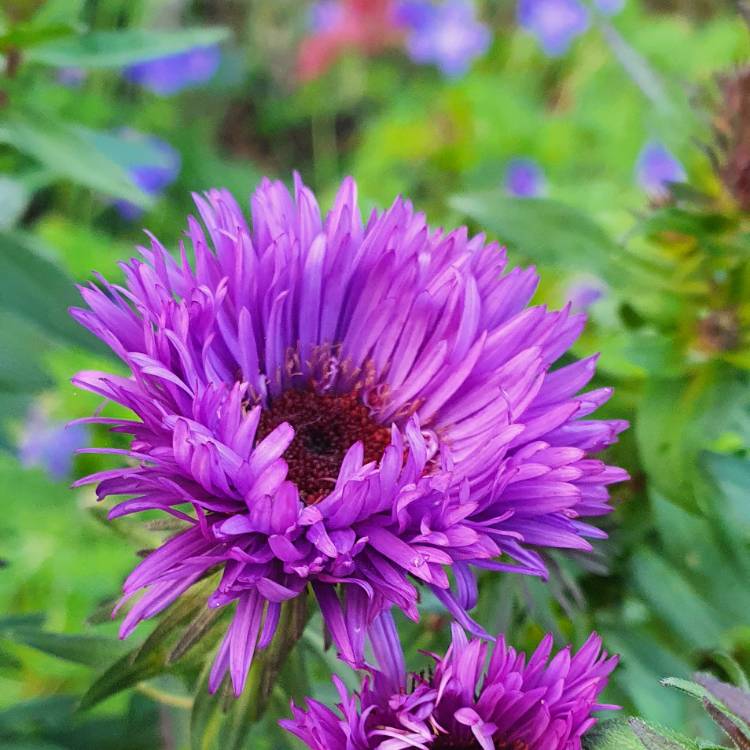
[
  {"xmin": 283, "ymin": 618, "xmax": 618, "ymax": 750},
  {"xmin": 124, "ymin": 45, "xmax": 221, "ymax": 96},
  {"xmin": 72, "ymin": 174, "xmax": 626, "ymax": 696}
]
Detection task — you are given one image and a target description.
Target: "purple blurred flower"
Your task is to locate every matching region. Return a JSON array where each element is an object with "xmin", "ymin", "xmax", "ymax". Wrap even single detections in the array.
[
  {"xmin": 594, "ymin": 0, "xmax": 625, "ymax": 14},
  {"xmin": 398, "ymin": 0, "xmax": 491, "ymax": 77},
  {"xmin": 72, "ymin": 174, "xmax": 627, "ymax": 695},
  {"xmin": 567, "ymin": 276, "xmax": 607, "ymax": 313},
  {"xmin": 518, "ymin": 0, "xmax": 590, "ymax": 57},
  {"xmin": 19, "ymin": 405, "xmax": 88, "ymax": 480},
  {"xmin": 283, "ymin": 617, "xmax": 618, "ymax": 749},
  {"xmin": 124, "ymin": 45, "xmax": 221, "ymax": 96},
  {"xmin": 113, "ymin": 131, "xmax": 181, "ymax": 221},
  {"xmin": 310, "ymin": 0, "xmax": 346, "ymax": 32},
  {"xmin": 505, "ymin": 158, "xmax": 547, "ymax": 198},
  {"xmin": 636, "ymin": 141, "xmax": 686, "ymax": 198},
  {"xmin": 57, "ymin": 67, "xmax": 87, "ymax": 87}
]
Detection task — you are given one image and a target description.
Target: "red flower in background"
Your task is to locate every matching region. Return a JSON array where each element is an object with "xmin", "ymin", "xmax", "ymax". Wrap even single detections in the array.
[{"xmin": 297, "ymin": 0, "xmax": 403, "ymax": 81}]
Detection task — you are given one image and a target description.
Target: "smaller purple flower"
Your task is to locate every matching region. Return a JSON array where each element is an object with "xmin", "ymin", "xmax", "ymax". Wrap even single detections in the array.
[
  {"xmin": 19, "ymin": 404, "xmax": 88, "ymax": 481},
  {"xmin": 594, "ymin": 0, "xmax": 625, "ymax": 14},
  {"xmin": 113, "ymin": 131, "xmax": 181, "ymax": 221},
  {"xmin": 635, "ymin": 141, "xmax": 686, "ymax": 198},
  {"xmin": 124, "ymin": 45, "xmax": 221, "ymax": 96},
  {"xmin": 505, "ymin": 157, "xmax": 547, "ymax": 198},
  {"xmin": 57, "ymin": 67, "xmax": 87, "ymax": 88},
  {"xmin": 567, "ymin": 275, "xmax": 607, "ymax": 313},
  {"xmin": 398, "ymin": 0, "xmax": 491, "ymax": 77},
  {"xmin": 282, "ymin": 616, "xmax": 618, "ymax": 750},
  {"xmin": 517, "ymin": 0, "xmax": 590, "ymax": 57}
]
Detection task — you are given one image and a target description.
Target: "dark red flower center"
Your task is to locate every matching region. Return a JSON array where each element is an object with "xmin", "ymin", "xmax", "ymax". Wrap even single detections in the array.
[
  {"xmin": 431, "ymin": 738, "xmax": 529, "ymax": 750},
  {"xmin": 257, "ymin": 388, "xmax": 392, "ymax": 505}
]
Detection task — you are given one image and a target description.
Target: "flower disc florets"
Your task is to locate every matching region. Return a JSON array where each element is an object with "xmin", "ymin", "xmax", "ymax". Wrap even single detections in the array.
[{"xmin": 71, "ymin": 174, "xmax": 627, "ymax": 694}]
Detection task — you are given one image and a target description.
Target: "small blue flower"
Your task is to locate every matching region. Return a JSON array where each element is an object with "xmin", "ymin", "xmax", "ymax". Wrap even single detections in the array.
[
  {"xmin": 112, "ymin": 130, "xmax": 181, "ymax": 221},
  {"xmin": 398, "ymin": 0, "xmax": 491, "ymax": 77},
  {"xmin": 19, "ymin": 405, "xmax": 88, "ymax": 481},
  {"xmin": 309, "ymin": 0, "xmax": 345, "ymax": 32},
  {"xmin": 636, "ymin": 141, "xmax": 686, "ymax": 197},
  {"xmin": 124, "ymin": 45, "xmax": 221, "ymax": 96},
  {"xmin": 57, "ymin": 67, "xmax": 87, "ymax": 87},
  {"xmin": 505, "ymin": 158, "xmax": 547, "ymax": 198},
  {"xmin": 567, "ymin": 275, "xmax": 608, "ymax": 313},
  {"xmin": 517, "ymin": 0, "xmax": 590, "ymax": 57},
  {"xmin": 594, "ymin": 0, "xmax": 625, "ymax": 14}
]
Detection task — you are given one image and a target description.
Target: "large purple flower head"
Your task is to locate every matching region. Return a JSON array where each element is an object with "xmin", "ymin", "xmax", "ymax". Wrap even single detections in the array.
[
  {"xmin": 124, "ymin": 45, "xmax": 221, "ymax": 96},
  {"xmin": 282, "ymin": 617, "xmax": 618, "ymax": 749},
  {"xmin": 71, "ymin": 175, "xmax": 627, "ymax": 695},
  {"xmin": 397, "ymin": 0, "xmax": 491, "ymax": 77},
  {"xmin": 517, "ymin": 0, "xmax": 590, "ymax": 57}
]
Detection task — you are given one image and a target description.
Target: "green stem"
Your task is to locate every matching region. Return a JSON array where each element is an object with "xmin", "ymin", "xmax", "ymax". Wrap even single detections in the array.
[{"xmin": 235, "ymin": 593, "xmax": 311, "ymax": 723}]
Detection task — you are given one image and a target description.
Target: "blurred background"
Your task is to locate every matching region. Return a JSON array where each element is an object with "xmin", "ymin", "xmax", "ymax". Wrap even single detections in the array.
[{"xmin": 1, "ymin": 1, "xmax": 750, "ymax": 748}]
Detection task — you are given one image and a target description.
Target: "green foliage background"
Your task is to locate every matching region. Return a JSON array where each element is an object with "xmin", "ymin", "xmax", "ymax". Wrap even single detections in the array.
[{"xmin": 1, "ymin": 1, "xmax": 749, "ymax": 748}]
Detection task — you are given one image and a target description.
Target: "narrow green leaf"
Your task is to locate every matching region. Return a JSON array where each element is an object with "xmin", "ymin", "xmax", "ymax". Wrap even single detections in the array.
[
  {"xmin": 6, "ymin": 629, "xmax": 129, "ymax": 668},
  {"xmin": 449, "ymin": 191, "xmax": 624, "ymax": 282},
  {"xmin": 0, "ymin": 112, "xmax": 149, "ymax": 206},
  {"xmin": 26, "ymin": 27, "xmax": 229, "ymax": 68},
  {"xmin": 631, "ymin": 551, "xmax": 725, "ymax": 649},
  {"xmin": 0, "ymin": 232, "xmax": 99, "ymax": 350},
  {"xmin": 0, "ymin": 177, "xmax": 30, "ymax": 230}
]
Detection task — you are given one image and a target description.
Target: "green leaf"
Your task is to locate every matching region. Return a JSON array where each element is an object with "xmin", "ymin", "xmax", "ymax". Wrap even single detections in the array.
[
  {"xmin": 629, "ymin": 718, "xmax": 701, "ymax": 750},
  {"xmin": 630, "ymin": 550, "xmax": 725, "ymax": 649},
  {"xmin": 25, "ymin": 27, "xmax": 229, "ymax": 69},
  {"xmin": 583, "ymin": 718, "xmax": 700, "ymax": 750},
  {"xmin": 702, "ymin": 453, "xmax": 750, "ymax": 538},
  {"xmin": 449, "ymin": 191, "xmax": 624, "ymax": 282},
  {"xmin": 5, "ymin": 629, "xmax": 129, "ymax": 668},
  {"xmin": 0, "ymin": 232, "xmax": 99, "ymax": 350},
  {"xmin": 663, "ymin": 676, "xmax": 750, "ymax": 746},
  {"xmin": 0, "ymin": 112, "xmax": 150, "ymax": 206},
  {"xmin": 0, "ymin": 177, "xmax": 30, "ymax": 230},
  {"xmin": 0, "ymin": 21, "xmax": 79, "ymax": 52},
  {"xmin": 635, "ymin": 370, "xmax": 746, "ymax": 511},
  {"xmin": 190, "ymin": 596, "xmax": 310, "ymax": 750},
  {"xmin": 79, "ymin": 576, "xmax": 221, "ymax": 711}
]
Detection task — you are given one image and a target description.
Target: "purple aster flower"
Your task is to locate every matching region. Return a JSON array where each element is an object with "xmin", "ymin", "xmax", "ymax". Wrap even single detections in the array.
[
  {"xmin": 635, "ymin": 141, "xmax": 686, "ymax": 198},
  {"xmin": 124, "ymin": 45, "xmax": 221, "ymax": 96},
  {"xmin": 112, "ymin": 130, "xmax": 181, "ymax": 221},
  {"xmin": 398, "ymin": 0, "xmax": 491, "ymax": 77},
  {"xmin": 282, "ymin": 616, "xmax": 618, "ymax": 749},
  {"xmin": 505, "ymin": 158, "xmax": 547, "ymax": 198},
  {"xmin": 71, "ymin": 174, "xmax": 627, "ymax": 695},
  {"xmin": 19, "ymin": 404, "xmax": 88, "ymax": 481},
  {"xmin": 517, "ymin": 0, "xmax": 590, "ymax": 57},
  {"xmin": 594, "ymin": 0, "xmax": 625, "ymax": 14}
]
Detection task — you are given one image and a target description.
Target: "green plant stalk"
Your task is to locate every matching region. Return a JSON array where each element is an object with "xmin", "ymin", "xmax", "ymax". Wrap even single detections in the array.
[{"xmin": 236, "ymin": 592, "xmax": 310, "ymax": 724}]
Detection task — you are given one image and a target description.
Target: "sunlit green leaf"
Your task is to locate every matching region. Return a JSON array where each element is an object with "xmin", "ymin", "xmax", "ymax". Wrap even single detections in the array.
[
  {"xmin": 0, "ymin": 111, "xmax": 149, "ymax": 206},
  {"xmin": 26, "ymin": 27, "xmax": 229, "ymax": 68}
]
